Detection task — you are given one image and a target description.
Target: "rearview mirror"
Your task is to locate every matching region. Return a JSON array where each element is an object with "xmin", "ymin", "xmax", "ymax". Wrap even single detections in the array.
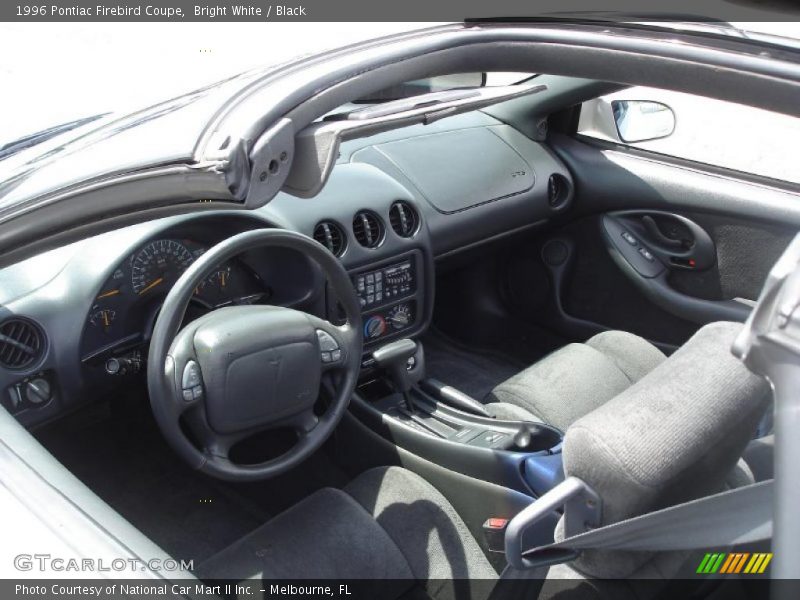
[
  {"xmin": 611, "ymin": 100, "xmax": 675, "ymax": 143},
  {"xmin": 356, "ymin": 73, "xmax": 486, "ymax": 103}
]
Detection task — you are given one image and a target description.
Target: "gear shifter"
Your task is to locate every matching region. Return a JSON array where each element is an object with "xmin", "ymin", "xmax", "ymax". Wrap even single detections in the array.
[{"xmin": 372, "ymin": 338, "xmax": 417, "ymax": 412}]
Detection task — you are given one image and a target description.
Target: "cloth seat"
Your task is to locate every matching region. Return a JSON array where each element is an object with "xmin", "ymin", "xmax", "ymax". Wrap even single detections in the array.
[
  {"xmin": 197, "ymin": 466, "xmax": 498, "ymax": 600},
  {"xmin": 555, "ymin": 321, "xmax": 770, "ymax": 580},
  {"xmin": 485, "ymin": 329, "xmax": 667, "ymax": 428},
  {"xmin": 486, "ymin": 326, "xmax": 727, "ymax": 430}
]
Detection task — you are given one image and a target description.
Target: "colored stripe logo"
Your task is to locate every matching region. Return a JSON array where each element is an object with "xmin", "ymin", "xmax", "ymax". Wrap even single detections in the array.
[{"xmin": 696, "ymin": 553, "xmax": 772, "ymax": 574}]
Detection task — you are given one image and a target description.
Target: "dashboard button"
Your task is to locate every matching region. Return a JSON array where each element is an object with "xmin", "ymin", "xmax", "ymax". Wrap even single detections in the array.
[
  {"xmin": 331, "ymin": 349, "xmax": 342, "ymax": 362},
  {"xmin": 321, "ymin": 351, "xmax": 332, "ymax": 363}
]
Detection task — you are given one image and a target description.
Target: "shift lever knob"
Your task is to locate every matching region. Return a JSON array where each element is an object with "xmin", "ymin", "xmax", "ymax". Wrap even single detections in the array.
[{"xmin": 372, "ymin": 338, "xmax": 417, "ymax": 395}]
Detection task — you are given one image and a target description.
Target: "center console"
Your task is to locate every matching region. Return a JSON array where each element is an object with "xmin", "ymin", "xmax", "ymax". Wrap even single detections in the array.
[
  {"xmin": 349, "ymin": 338, "xmax": 565, "ymax": 499},
  {"xmin": 329, "ymin": 244, "xmax": 563, "ymax": 499}
]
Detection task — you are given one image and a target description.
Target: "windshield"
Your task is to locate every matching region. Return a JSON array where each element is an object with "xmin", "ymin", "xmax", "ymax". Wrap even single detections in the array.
[
  {"xmin": 0, "ymin": 22, "xmax": 438, "ymax": 150},
  {"xmin": 1, "ymin": 21, "xmax": 792, "ymax": 148},
  {"xmin": 0, "ymin": 114, "xmax": 108, "ymax": 161}
]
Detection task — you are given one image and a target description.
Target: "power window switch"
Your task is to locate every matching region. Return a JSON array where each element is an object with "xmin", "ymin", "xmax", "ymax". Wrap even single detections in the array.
[
  {"xmin": 621, "ymin": 231, "xmax": 637, "ymax": 246},
  {"xmin": 638, "ymin": 247, "xmax": 655, "ymax": 262}
]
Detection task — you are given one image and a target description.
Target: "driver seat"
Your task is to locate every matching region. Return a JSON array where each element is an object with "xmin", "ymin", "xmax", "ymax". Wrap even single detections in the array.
[{"xmin": 197, "ymin": 466, "xmax": 499, "ymax": 599}]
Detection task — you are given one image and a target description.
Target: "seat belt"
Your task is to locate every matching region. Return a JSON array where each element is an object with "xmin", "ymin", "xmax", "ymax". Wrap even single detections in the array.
[{"xmin": 506, "ymin": 478, "xmax": 773, "ymax": 570}]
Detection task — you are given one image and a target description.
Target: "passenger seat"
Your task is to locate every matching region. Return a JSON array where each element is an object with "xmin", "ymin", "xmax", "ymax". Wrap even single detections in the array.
[{"xmin": 484, "ymin": 322, "xmax": 768, "ymax": 432}]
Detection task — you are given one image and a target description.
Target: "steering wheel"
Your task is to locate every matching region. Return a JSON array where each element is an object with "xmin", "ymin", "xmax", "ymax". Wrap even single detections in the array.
[{"xmin": 147, "ymin": 229, "xmax": 363, "ymax": 481}]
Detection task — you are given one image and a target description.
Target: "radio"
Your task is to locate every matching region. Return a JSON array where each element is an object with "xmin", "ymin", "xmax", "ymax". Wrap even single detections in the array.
[{"xmin": 352, "ymin": 260, "xmax": 415, "ymax": 310}]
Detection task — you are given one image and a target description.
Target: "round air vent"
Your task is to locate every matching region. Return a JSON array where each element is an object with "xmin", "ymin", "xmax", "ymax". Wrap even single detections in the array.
[
  {"xmin": 389, "ymin": 201, "xmax": 419, "ymax": 238},
  {"xmin": 0, "ymin": 318, "xmax": 45, "ymax": 370},
  {"xmin": 313, "ymin": 221, "xmax": 346, "ymax": 257},
  {"xmin": 352, "ymin": 210, "xmax": 384, "ymax": 249},
  {"xmin": 547, "ymin": 174, "xmax": 570, "ymax": 209}
]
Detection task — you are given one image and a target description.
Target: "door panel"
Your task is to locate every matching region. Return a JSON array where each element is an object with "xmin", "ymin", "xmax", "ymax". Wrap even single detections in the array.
[
  {"xmin": 666, "ymin": 212, "xmax": 795, "ymax": 303},
  {"xmin": 536, "ymin": 136, "xmax": 800, "ymax": 347},
  {"xmin": 556, "ymin": 216, "xmax": 699, "ymax": 347},
  {"xmin": 601, "ymin": 211, "xmax": 751, "ymax": 324}
]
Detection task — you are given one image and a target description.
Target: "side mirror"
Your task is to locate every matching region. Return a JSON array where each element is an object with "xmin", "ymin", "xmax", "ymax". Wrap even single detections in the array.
[{"xmin": 611, "ymin": 100, "xmax": 675, "ymax": 143}]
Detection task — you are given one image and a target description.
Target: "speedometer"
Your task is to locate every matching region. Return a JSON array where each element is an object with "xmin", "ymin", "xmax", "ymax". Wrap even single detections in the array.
[{"xmin": 131, "ymin": 239, "xmax": 194, "ymax": 295}]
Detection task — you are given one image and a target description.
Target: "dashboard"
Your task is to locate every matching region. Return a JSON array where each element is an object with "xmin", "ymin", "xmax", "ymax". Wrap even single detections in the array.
[{"xmin": 0, "ymin": 110, "xmax": 574, "ymax": 427}]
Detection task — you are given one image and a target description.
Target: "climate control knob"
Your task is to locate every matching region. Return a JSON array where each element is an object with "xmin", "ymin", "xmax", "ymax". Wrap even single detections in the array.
[
  {"xmin": 364, "ymin": 315, "xmax": 387, "ymax": 340},
  {"xmin": 388, "ymin": 304, "xmax": 412, "ymax": 330}
]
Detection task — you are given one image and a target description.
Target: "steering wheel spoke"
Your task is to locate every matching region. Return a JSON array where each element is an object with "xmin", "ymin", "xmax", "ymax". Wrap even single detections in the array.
[
  {"xmin": 164, "ymin": 324, "xmax": 207, "ymax": 414},
  {"xmin": 307, "ymin": 315, "xmax": 355, "ymax": 372},
  {"xmin": 181, "ymin": 409, "xmax": 245, "ymax": 461},
  {"xmin": 289, "ymin": 409, "xmax": 320, "ymax": 437}
]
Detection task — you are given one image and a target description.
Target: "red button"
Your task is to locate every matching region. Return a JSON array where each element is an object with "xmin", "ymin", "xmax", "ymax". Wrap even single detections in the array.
[{"xmin": 486, "ymin": 517, "xmax": 508, "ymax": 529}]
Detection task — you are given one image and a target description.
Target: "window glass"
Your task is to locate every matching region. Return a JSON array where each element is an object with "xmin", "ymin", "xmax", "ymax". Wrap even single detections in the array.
[{"xmin": 578, "ymin": 86, "xmax": 800, "ymax": 185}]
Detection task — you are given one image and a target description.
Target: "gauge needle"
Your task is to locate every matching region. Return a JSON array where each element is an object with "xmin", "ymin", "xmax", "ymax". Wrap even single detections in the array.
[
  {"xmin": 97, "ymin": 288, "xmax": 120, "ymax": 299},
  {"xmin": 138, "ymin": 277, "xmax": 164, "ymax": 295},
  {"xmin": 102, "ymin": 312, "xmax": 110, "ymax": 327}
]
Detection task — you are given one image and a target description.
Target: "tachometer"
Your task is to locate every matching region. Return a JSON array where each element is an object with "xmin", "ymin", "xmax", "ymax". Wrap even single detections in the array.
[{"xmin": 131, "ymin": 239, "xmax": 194, "ymax": 295}]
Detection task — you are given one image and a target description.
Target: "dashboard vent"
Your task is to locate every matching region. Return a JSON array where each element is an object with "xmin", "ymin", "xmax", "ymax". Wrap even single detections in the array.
[
  {"xmin": 0, "ymin": 318, "xmax": 44, "ymax": 370},
  {"xmin": 313, "ymin": 221, "xmax": 346, "ymax": 257},
  {"xmin": 352, "ymin": 211, "xmax": 384, "ymax": 249},
  {"xmin": 389, "ymin": 201, "xmax": 419, "ymax": 238},
  {"xmin": 547, "ymin": 174, "xmax": 570, "ymax": 208}
]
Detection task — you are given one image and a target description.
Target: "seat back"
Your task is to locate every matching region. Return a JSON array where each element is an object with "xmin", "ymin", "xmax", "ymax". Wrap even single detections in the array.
[{"xmin": 561, "ymin": 322, "xmax": 770, "ymax": 578}]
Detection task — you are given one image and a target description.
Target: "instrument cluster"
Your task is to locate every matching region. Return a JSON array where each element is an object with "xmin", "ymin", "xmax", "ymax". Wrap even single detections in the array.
[{"xmin": 81, "ymin": 237, "xmax": 266, "ymax": 361}]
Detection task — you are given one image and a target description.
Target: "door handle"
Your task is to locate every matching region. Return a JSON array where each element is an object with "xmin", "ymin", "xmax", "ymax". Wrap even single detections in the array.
[{"xmin": 641, "ymin": 215, "xmax": 685, "ymax": 251}]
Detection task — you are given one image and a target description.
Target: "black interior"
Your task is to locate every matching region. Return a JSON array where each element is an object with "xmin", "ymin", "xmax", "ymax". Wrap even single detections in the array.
[{"xmin": 4, "ymin": 69, "xmax": 796, "ymax": 586}]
